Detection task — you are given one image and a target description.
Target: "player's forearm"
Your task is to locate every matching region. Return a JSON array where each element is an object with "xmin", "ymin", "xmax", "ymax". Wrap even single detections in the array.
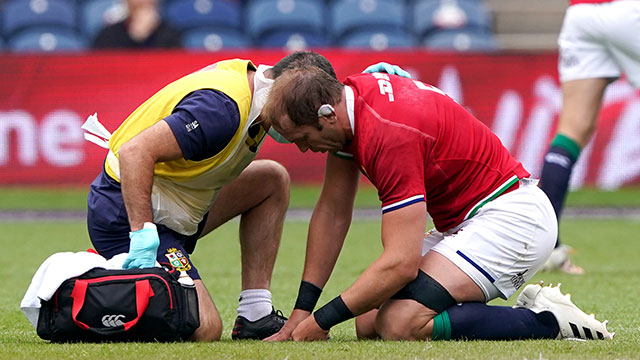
[
  {"xmin": 341, "ymin": 252, "xmax": 419, "ymax": 315},
  {"xmin": 119, "ymin": 141, "xmax": 155, "ymax": 231},
  {"xmin": 301, "ymin": 205, "xmax": 351, "ymax": 288}
]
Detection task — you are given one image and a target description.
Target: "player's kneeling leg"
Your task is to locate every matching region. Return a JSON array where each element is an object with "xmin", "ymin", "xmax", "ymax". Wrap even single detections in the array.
[
  {"xmin": 191, "ymin": 279, "xmax": 223, "ymax": 341},
  {"xmin": 375, "ymin": 270, "xmax": 456, "ymax": 340}
]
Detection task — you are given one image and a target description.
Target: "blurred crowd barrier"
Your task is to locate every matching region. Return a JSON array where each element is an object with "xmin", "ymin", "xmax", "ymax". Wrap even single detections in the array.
[{"xmin": 1, "ymin": 49, "xmax": 639, "ymax": 188}]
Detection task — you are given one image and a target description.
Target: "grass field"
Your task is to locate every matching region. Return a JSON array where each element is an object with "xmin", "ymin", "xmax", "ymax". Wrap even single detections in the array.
[
  {"xmin": 3, "ymin": 185, "xmax": 640, "ymax": 210},
  {"xmin": 1, "ymin": 188, "xmax": 639, "ymax": 359}
]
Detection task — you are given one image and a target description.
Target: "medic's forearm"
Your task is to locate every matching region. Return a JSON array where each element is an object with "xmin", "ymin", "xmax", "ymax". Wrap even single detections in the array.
[{"xmin": 118, "ymin": 139, "xmax": 156, "ymax": 232}]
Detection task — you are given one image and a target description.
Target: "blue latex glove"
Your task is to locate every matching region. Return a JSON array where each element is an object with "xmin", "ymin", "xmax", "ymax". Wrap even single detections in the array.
[
  {"xmin": 362, "ymin": 62, "xmax": 412, "ymax": 78},
  {"xmin": 123, "ymin": 222, "xmax": 160, "ymax": 269}
]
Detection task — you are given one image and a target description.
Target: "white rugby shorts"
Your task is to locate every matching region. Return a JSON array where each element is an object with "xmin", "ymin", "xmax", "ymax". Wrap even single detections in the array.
[
  {"xmin": 422, "ymin": 179, "xmax": 557, "ymax": 301},
  {"xmin": 558, "ymin": 0, "xmax": 640, "ymax": 87}
]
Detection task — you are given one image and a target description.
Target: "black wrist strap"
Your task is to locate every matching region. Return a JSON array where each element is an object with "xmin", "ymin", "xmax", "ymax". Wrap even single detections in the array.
[
  {"xmin": 294, "ymin": 280, "xmax": 323, "ymax": 312},
  {"xmin": 313, "ymin": 295, "xmax": 354, "ymax": 331}
]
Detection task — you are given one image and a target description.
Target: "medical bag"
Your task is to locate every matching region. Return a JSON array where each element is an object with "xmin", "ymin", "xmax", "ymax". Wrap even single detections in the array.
[{"xmin": 36, "ymin": 266, "xmax": 199, "ymax": 342}]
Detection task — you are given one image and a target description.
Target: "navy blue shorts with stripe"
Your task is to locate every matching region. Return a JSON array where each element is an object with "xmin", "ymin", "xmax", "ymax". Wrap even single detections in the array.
[{"xmin": 87, "ymin": 169, "xmax": 206, "ymax": 280}]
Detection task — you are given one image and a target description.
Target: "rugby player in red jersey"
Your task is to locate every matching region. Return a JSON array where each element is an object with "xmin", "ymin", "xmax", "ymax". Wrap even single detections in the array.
[{"xmin": 262, "ymin": 67, "xmax": 612, "ymax": 342}]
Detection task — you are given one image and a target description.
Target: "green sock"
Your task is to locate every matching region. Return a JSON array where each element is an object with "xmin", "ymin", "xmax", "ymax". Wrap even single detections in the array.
[
  {"xmin": 431, "ymin": 311, "xmax": 452, "ymax": 340},
  {"xmin": 550, "ymin": 134, "xmax": 581, "ymax": 161}
]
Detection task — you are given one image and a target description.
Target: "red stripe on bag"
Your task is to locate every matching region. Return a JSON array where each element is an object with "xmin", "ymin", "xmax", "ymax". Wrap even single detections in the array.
[
  {"xmin": 70, "ymin": 281, "xmax": 89, "ymax": 330},
  {"xmin": 123, "ymin": 280, "xmax": 154, "ymax": 331}
]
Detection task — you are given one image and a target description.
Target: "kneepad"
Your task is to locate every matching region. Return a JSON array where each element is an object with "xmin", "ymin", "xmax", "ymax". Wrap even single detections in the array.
[{"xmin": 391, "ymin": 270, "xmax": 456, "ymax": 313}]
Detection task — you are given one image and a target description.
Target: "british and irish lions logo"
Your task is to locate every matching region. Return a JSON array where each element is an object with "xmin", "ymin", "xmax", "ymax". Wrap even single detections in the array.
[{"xmin": 164, "ymin": 247, "xmax": 191, "ymax": 272}]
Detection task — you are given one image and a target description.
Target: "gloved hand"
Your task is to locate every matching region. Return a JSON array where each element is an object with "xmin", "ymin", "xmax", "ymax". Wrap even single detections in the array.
[
  {"xmin": 362, "ymin": 62, "xmax": 412, "ymax": 78},
  {"xmin": 122, "ymin": 222, "xmax": 160, "ymax": 269}
]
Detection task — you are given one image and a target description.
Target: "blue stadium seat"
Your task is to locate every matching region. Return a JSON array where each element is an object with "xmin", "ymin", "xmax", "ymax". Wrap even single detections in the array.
[
  {"xmin": 330, "ymin": 0, "xmax": 406, "ymax": 41},
  {"xmin": 422, "ymin": 29, "xmax": 497, "ymax": 51},
  {"xmin": 80, "ymin": 0, "xmax": 126, "ymax": 40},
  {"xmin": 245, "ymin": 0, "xmax": 325, "ymax": 40},
  {"xmin": 165, "ymin": 0, "xmax": 242, "ymax": 31},
  {"xmin": 340, "ymin": 29, "xmax": 415, "ymax": 51},
  {"xmin": 257, "ymin": 30, "xmax": 329, "ymax": 50},
  {"xmin": 182, "ymin": 27, "xmax": 250, "ymax": 50},
  {"xmin": 8, "ymin": 28, "xmax": 87, "ymax": 52},
  {"xmin": 2, "ymin": 0, "xmax": 78, "ymax": 37},
  {"xmin": 457, "ymin": 0, "xmax": 492, "ymax": 31},
  {"xmin": 412, "ymin": 0, "xmax": 492, "ymax": 37}
]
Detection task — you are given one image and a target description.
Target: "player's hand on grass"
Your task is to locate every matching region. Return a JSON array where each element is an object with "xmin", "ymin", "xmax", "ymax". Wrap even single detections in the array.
[
  {"xmin": 291, "ymin": 314, "xmax": 329, "ymax": 341},
  {"xmin": 123, "ymin": 223, "xmax": 160, "ymax": 269},
  {"xmin": 264, "ymin": 309, "xmax": 310, "ymax": 341},
  {"xmin": 363, "ymin": 62, "xmax": 412, "ymax": 78}
]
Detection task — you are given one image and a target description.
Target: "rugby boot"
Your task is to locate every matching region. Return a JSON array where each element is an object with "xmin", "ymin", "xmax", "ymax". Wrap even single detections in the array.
[
  {"xmin": 514, "ymin": 282, "xmax": 613, "ymax": 340},
  {"xmin": 231, "ymin": 308, "xmax": 287, "ymax": 340}
]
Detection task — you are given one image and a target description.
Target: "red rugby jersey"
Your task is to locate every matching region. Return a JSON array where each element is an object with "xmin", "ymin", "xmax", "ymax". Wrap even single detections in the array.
[{"xmin": 341, "ymin": 73, "xmax": 529, "ymax": 232}]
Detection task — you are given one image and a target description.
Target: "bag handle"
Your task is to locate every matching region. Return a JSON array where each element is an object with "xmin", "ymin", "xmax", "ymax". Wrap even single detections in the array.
[{"xmin": 71, "ymin": 279, "xmax": 155, "ymax": 334}]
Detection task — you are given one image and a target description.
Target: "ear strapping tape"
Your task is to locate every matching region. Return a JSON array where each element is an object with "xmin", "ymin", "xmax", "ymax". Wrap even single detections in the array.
[{"xmin": 317, "ymin": 104, "xmax": 335, "ymax": 117}]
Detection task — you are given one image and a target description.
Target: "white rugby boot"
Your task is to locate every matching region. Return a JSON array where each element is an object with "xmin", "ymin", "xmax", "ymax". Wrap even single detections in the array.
[
  {"xmin": 541, "ymin": 244, "xmax": 584, "ymax": 275},
  {"xmin": 514, "ymin": 282, "xmax": 613, "ymax": 340}
]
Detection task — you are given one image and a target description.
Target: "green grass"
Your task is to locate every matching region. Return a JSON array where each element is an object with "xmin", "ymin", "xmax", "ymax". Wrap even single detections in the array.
[
  {"xmin": 1, "ymin": 217, "xmax": 639, "ymax": 359},
  {"xmin": 1, "ymin": 185, "xmax": 640, "ymax": 210}
]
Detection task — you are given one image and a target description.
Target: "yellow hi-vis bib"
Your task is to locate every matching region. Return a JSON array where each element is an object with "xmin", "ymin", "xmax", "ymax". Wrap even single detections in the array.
[{"xmin": 105, "ymin": 59, "xmax": 266, "ymax": 235}]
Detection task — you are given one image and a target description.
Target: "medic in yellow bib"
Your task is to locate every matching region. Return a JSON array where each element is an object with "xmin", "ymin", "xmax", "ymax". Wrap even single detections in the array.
[{"xmin": 84, "ymin": 52, "xmax": 339, "ymax": 341}]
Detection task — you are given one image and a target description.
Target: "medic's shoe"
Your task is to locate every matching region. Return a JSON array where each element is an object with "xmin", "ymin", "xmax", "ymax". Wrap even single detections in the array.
[
  {"xmin": 515, "ymin": 282, "xmax": 613, "ymax": 340},
  {"xmin": 541, "ymin": 244, "xmax": 584, "ymax": 275},
  {"xmin": 231, "ymin": 308, "xmax": 287, "ymax": 340}
]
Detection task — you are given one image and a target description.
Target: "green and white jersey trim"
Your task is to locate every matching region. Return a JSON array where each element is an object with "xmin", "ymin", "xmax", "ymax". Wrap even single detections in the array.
[
  {"xmin": 463, "ymin": 175, "xmax": 520, "ymax": 221},
  {"xmin": 333, "ymin": 151, "xmax": 354, "ymax": 160}
]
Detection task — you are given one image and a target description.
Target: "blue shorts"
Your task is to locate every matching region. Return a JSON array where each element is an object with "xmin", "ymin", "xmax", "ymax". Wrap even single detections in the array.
[{"xmin": 87, "ymin": 169, "xmax": 206, "ymax": 280}]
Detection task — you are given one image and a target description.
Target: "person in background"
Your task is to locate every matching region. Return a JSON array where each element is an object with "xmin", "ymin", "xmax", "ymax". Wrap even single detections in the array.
[
  {"xmin": 539, "ymin": 0, "xmax": 640, "ymax": 274},
  {"xmin": 93, "ymin": 0, "xmax": 181, "ymax": 49}
]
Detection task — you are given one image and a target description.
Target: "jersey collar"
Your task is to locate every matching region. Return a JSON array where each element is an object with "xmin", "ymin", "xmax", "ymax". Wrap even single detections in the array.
[{"xmin": 344, "ymin": 85, "xmax": 355, "ymax": 135}]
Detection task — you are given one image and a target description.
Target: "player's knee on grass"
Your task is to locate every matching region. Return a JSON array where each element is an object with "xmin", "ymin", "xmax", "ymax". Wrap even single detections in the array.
[
  {"xmin": 191, "ymin": 280, "xmax": 223, "ymax": 341},
  {"xmin": 375, "ymin": 299, "xmax": 434, "ymax": 340},
  {"xmin": 376, "ymin": 270, "xmax": 458, "ymax": 340},
  {"xmin": 355, "ymin": 309, "xmax": 379, "ymax": 339}
]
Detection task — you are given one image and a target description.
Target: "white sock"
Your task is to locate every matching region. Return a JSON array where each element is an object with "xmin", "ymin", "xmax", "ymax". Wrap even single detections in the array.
[{"xmin": 237, "ymin": 289, "xmax": 273, "ymax": 321}]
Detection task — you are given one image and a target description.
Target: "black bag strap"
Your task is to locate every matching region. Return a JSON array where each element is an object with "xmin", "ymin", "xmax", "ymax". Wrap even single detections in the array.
[{"xmin": 70, "ymin": 278, "xmax": 154, "ymax": 336}]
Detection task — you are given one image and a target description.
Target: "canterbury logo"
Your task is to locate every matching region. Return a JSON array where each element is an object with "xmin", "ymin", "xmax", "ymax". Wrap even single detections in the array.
[{"xmin": 102, "ymin": 314, "xmax": 125, "ymax": 327}]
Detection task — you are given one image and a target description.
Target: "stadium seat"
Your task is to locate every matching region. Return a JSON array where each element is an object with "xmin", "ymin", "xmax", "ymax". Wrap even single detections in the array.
[
  {"xmin": 457, "ymin": 0, "xmax": 492, "ymax": 30},
  {"xmin": 182, "ymin": 27, "xmax": 250, "ymax": 50},
  {"xmin": 80, "ymin": 0, "xmax": 126, "ymax": 40},
  {"xmin": 164, "ymin": 0, "xmax": 242, "ymax": 31},
  {"xmin": 2, "ymin": 0, "xmax": 78, "ymax": 37},
  {"xmin": 340, "ymin": 29, "xmax": 415, "ymax": 51},
  {"xmin": 257, "ymin": 30, "xmax": 329, "ymax": 50},
  {"xmin": 412, "ymin": 0, "xmax": 492, "ymax": 38},
  {"xmin": 7, "ymin": 28, "xmax": 87, "ymax": 52},
  {"xmin": 330, "ymin": 0, "xmax": 406, "ymax": 41},
  {"xmin": 245, "ymin": 0, "xmax": 325, "ymax": 40},
  {"xmin": 422, "ymin": 29, "xmax": 498, "ymax": 51}
]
